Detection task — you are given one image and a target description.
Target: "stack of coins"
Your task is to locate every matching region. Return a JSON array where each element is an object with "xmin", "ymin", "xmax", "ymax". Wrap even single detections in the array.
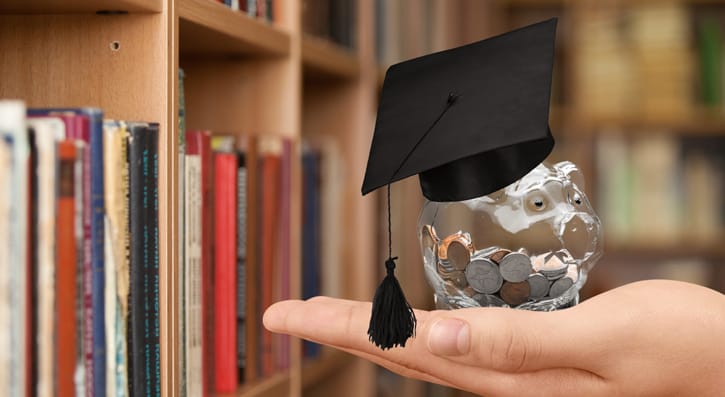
[{"xmin": 424, "ymin": 225, "xmax": 580, "ymax": 308}]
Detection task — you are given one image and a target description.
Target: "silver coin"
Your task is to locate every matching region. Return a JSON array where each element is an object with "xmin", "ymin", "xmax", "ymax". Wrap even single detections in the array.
[
  {"xmin": 549, "ymin": 277, "xmax": 574, "ymax": 298},
  {"xmin": 472, "ymin": 293, "xmax": 507, "ymax": 307},
  {"xmin": 538, "ymin": 254, "xmax": 568, "ymax": 280},
  {"xmin": 465, "ymin": 258, "xmax": 503, "ymax": 294},
  {"xmin": 527, "ymin": 273, "xmax": 550, "ymax": 299},
  {"xmin": 498, "ymin": 252, "xmax": 533, "ymax": 283}
]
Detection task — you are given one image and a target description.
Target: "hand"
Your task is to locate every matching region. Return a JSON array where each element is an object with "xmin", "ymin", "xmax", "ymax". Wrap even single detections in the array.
[{"xmin": 263, "ymin": 280, "xmax": 725, "ymax": 397}]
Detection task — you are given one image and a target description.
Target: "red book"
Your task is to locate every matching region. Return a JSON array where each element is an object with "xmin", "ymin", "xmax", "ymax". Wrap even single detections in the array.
[
  {"xmin": 55, "ymin": 141, "xmax": 78, "ymax": 397},
  {"xmin": 214, "ymin": 153, "xmax": 238, "ymax": 392},
  {"xmin": 259, "ymin": 141, "xmax": 281, "ymax": 377},
  {"xmin": 186, "ymin": 131, "xmax": 215, "ymax": 397}
]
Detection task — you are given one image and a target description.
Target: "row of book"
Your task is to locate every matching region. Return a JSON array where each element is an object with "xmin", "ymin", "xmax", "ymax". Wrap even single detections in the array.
[
  {"xmin": 595, "ymin": 132, "xmax": 725, "ymax": 245},
  {"xmin": 0, "ymin": 101, "xmax": 160, "ymax": 397},
  {"xmin": 215, "ymin": 0, "xmax": 276, "ymax": 23},
  {"xmin": 176, "ymin": 133, "xmax": 342, "ymax": 395},
  {"xmin": 303, "ymin": 0, "xmax": 358, "ymax": 50},
  {"xmin": 572, "ymin": 2, "xmax": 722, "ymax": 120}
]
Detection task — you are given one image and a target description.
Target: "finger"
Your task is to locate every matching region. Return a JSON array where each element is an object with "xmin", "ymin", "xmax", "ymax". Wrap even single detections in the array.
[
  {"xmin": 336, "ymin": 347, "xmax": 456, "ymax": 388},
  {"xmin": 264, "ymin": 298, "xmax": 551, "ymax": 396},
  {"xmin": 420, "ymin": 306, "xmax": 604, "ymax": 373}
]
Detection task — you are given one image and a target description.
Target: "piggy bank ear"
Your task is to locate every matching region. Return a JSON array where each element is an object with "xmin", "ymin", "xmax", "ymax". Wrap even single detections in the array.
[{"xmin": 554, "ymin": 161, "xmax": 585, "ymax": 190}]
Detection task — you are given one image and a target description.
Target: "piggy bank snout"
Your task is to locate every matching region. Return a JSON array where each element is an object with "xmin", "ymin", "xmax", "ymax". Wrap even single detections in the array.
[{"xmin": 559, "ymin": 212, "xmax": 599, "ymax": 260}]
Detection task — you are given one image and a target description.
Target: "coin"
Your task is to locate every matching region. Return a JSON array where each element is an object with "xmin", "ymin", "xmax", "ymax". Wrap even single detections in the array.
[
  {"xmin": 437, "ymin": 258, "xmax": 456, "ymax": 275},
  {"xmin": 447, "ymin": 241, "xmax": 471, "ymax": 270},
  {"xmin": 500, "ymin": 281, "xmax": 531, "ymax": 306},
  {"xmin": 472, "ymin": 293, "xmax": 507, "ymax": 307},
  {"xmin": 438, "ymin": 232, "xmax": 474, "ymax": 271},
  {"xmin": 538, "ymin": 254, "xmax": 568, "ymax": 280},
  {"xmin": 465, "ymin": 258, "xmax": 503, "ymax": 294},
  {"xmin": 527, "ymin": 273, "xmax": 550, "ymax": 299},
  {"xmin": 488, "ymin": 249, "xmax": 511, "ymax": 264},
  {"xmin": 548, "ymin": 277, "xmax": 573, "ymax": 298},
  {"xmin": 498, "ymin": 252, "xmax": 533, "ymax": 283},
  {"xmin": 549, "ymin": 265, "xmax": 579, "ymax": 297}
]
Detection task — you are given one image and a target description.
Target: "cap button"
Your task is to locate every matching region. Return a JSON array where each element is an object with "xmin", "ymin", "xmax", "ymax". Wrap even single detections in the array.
[{"xmin": 447, "ymin": 92, "xmax": 459, "ymax": 104}]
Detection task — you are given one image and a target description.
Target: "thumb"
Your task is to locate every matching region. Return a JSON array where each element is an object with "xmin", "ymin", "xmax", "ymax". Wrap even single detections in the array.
[{"xmin": 423, "ymin": 306, "xmax": 598, "ymax": 373}]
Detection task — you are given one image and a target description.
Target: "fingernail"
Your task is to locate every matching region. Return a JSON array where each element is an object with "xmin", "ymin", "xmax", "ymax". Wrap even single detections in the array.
[{"xmin": 428, "ymin": 319, "xmax": 469, "ymax": 356}]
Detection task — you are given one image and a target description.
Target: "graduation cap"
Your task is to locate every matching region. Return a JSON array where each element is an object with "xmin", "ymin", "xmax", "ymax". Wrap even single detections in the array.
[{"xmin": 362, "ymin": 18, "xmax": 558, "ymax": 349}]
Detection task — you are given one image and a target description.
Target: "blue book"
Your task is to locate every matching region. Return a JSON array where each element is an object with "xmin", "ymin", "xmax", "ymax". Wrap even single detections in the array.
[
  {"xmin": 28, "ymin": 107, "xmax": 105, "ymax": 396},
  {"xmin": 301, "ymin": 150, "xmax": 321, "ymax": 359}
]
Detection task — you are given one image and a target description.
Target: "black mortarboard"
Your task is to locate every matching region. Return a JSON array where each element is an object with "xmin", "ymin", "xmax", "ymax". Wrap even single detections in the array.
[{"xmin": 363, "ymin": 18, "xmax": 558, "ymax": 350}]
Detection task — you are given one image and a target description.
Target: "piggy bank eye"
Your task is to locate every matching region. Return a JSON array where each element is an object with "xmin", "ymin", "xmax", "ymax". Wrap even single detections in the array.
[
  {"xmin": 527, "ymin": 195, "xmax": 546, "ymax": 211},
  {"xmin": 571, "ymin": 192, "xmax": 582, "ymax": 205}
]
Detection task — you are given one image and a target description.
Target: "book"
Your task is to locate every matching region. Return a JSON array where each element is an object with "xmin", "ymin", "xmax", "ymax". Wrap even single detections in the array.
[
  {"xmin": 243, "ymin": 136, "xmax": 259, "ymax": 383},
  {"xmin": 178, "ymin": 67, "xmax": 187, "ymax": 397},
  {"xmin": 27, "ymin": 128, "xmax": 38, "ymax": 397},
  {"xmin": 277, "ymin": 139, "xmax": 291, "ymax": 370},
  {"xmin": 103, "ymin": 120, "xmax": 130, "ymax": 397},
  {"xmin": 127, "ymin": 122, "xmax": 160, "ymax": 397},
  {"xmin": 0, "ymin": 100, "xmax": 29, "ymax": 397},
  {"xmin": 258, "ymin": 137, "xmax": 281, "ymax": 377},
  {"xmin": 236, "ymin": 153, "xmax": 247, "ymax": 384},
  {"xmin": 27, "ymin": 117, "xmax": 65, "ymax": 397},
  {"xmin": 301, "ymin": 148, "xmax": 321, "ymax": 359},
  {"xmin": 73, "ymin": 141, "xmax": 86, "ymax": 397},
  {"xmin": 214, "ymin": 152, "xmax": 238, "ymax": 392},
  {"xmin": 184, "ymin": 139, "xmax": 203, "ymax": 397},
  {"xmin": 186, "ymin": 130, "xmax": 215, "ymax": 397},
  {"xmin": 55, "ymin": 140, "xmax": 78, "ymax": 397},
  {"xmin": 29, "ymin": 107, "xmax": 105, "ymax": 396}
]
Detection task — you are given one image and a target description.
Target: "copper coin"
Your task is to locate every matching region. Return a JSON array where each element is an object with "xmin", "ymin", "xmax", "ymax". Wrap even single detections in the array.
[
  {"xmin": 442, "ymin": 270, "xmax": 468, "ymax": 288},
  {"xmin": 498, "ymin": 252, "xmax": 533, "ymax": 283},
  {"xmin": 445, "ymin": 241, "xmax": 470, "ymax": 270},
  {"xmin": 500, "ymin": 281, "xmax": 531, "ymax": 306},
  {"xmin": 488, "ymin": 249, "xmax": 511, "ymax": 264}
]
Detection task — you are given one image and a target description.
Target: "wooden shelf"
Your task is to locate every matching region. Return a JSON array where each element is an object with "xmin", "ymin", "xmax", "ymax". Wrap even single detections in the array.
[
  {"xmin": 0, "ymin": 0, "xmax": 162, "ymax": 14},
  {"xmin": 179, "ymin": 0, "xmax": 289, "ymax": 57},
  {"xmin": 217, "ymin": 372, "xmax": 291, "ymax": 397},
  {"xmin": 302, "ymin": 34, "xmax": 360, "ymax": 80},
  {"xmin": 605, "ymin": 237, "xmax": 725, "ymax": 258},
  {"xmin": 301, "ymin": 349, "xmax": 355, "ymax": 389},
  {"xmin": 552, "ymin": 106, "xmax": 725, "ymax": 135}
]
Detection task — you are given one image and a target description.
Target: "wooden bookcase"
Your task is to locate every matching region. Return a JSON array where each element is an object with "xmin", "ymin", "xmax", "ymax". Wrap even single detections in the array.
[{"xmin": 0, "ymin": 0, "xmax": 379, "ymax": 396}]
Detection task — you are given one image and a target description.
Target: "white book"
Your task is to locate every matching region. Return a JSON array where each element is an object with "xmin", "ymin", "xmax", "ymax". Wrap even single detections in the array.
[
  {"xmin": 184, "ymin": 154, "xmax": 203, "ymax": 397},
  {"xmin": 103, "ymin": 120, "xmax": 129, "ymax": 397},
  {"xmin": 27, "ymin": 117, "xmax": 65, "ymax": 397},
  {"xmin": 0, "ymin": 99, "xmax": 28, "ymax": 397}
]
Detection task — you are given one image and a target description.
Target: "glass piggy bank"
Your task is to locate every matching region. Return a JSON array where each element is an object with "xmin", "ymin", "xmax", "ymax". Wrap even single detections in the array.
[{"xmin": 418, "ymin": 161, "xmax": 603, "ymax": 311}]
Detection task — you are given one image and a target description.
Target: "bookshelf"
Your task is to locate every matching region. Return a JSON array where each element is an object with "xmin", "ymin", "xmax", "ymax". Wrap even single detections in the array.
[{"xmin": 0, "ymin": 0, "xmax": 379, "ymax": 396}]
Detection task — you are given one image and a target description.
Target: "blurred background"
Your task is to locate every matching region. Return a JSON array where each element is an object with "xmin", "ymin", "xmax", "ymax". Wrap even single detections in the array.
[{"xmin": 303, "ymin": 0, "xmax": 725, "ymax": 396}]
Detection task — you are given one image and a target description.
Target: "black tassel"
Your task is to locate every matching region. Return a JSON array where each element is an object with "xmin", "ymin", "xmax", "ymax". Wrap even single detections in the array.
[{"xmin": 367, "ymin": 257, "xmax": 417, "ymax": 350}]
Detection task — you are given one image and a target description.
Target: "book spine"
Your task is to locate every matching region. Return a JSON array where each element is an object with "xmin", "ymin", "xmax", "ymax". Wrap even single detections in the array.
[
  {"xmin": 278, "ymin": 140, "xmax": 291, "ymax": 369},
  {"xmin": 178, "ymin": 67, "xmax": 187, "ymax": 397},
  {"xmin": 27, "ymin": 129, "xmax": 38, "ymax": 397},
  {"xmin": 199, "ymin": 133, "xmax": 215, "ymax": 397},
  {"xmin": 259, "ymin": 147, "xmax": 280, "ymax": 377},
  {"xmin": 214, "ymin": 153, "xmax": 238, "ymax": 392},
  {"xmin": 56, "ymin": 141, "xmax": 78, "ymax": 397},
  {"xmin": 236, "ymin": 159, "xmax": 247, "ymax": 383},
  {"xmin": 128, "ymin": 124, "xmax": 160, "ymax": 397},
  {"xmin": 301, "ymin": 150, "xmax": 321, "ymax": 359},
  {"xmin": 73, "ymin": 141, "xmax": 86, "ymax": 397},
  {"xmin": 183, "ymin": 152, "xmax": 202, "ymax": 397},
  {"xmin": 87, "ymin": 110, "xmax": 106, "ymax": 397},
  {"xmin": 243, "ymin": 136, "xmax": 258, "ymax": 383}
]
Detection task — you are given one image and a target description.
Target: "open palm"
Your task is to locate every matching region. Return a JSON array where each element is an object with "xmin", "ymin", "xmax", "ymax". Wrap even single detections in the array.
[{"xmin": 264, "ymin": 280, "xmax": 725, "ymax": 397}]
